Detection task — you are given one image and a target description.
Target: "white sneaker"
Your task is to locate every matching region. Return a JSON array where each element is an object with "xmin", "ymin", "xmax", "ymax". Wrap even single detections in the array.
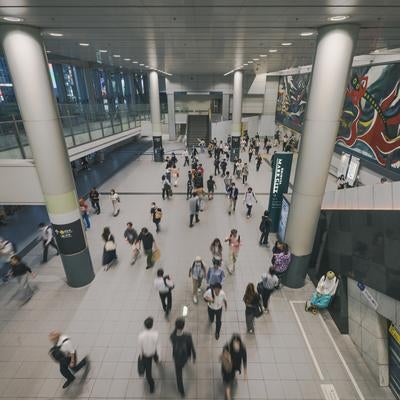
[
  {"xmin": 193, "ymin": 296, "xmax": 198, "ymax": 304},
  {"xmin": 197, "ymin": 288, "xmax": 202, "ymax": 293}
]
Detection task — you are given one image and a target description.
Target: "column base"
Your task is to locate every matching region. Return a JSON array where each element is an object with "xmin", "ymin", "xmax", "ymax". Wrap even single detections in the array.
[
  {"xmin": 60, "ymin": 247, "xmax": 95, "ymax": 288},
  {"xmin": 281, "ymin": 254, "xmax": 311, "ymax": 288}
]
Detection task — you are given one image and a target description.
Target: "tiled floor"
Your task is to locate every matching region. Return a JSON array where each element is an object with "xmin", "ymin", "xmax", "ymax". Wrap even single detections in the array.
[{"xmin": 0, "ymin": 141, "xmax": 395, "ymax": 399}]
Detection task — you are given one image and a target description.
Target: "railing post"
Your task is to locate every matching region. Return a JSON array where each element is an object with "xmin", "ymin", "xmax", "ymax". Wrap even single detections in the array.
[
  {"xmin": 66, "ymin": 110, "xmax": 76, "ymax": 146},
  {"xmin": 84, "ymin": 113, "xmax": 92, "ymax": 141},
  {"xmin": 110, "ymin": 113, "xmax": 115, "ymax": 134},
  {"xmin": 100, "ymin": 120, "xmax": 105, "ymax": 137},
  {"xmin": 12, "ymin": 114, "xmax": 26, "ymax": 159},
  {"xmin": 119, "ymin": 113, "xmax": 123, "ymax": 131}
]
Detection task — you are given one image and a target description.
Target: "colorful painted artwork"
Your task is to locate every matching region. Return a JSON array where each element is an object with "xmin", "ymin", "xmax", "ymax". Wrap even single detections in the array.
[
  {"xmin": 275, "ymin": 73, "xmax": 310, "ymax": 133},
  {"xmin": 275, "ymin": 63, "xmax": 400, "ymax": 173}
]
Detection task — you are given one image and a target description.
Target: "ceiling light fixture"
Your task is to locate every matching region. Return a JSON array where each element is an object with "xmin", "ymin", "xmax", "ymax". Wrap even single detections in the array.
[
  {"xmin": 260, "ymin": 54, "xmax": 267, "ymax": 57},
  {"xmin": 48, "ymin": 32, "xmax": 64, "ymax": 37},
  {"xmin": 224, "ymin": 70, "xmax": 235, "ymax": 76},
  {"xmin": 253, "ymin": 58, "xmax": 259, "ymax": 61},
  {"xmin": 113, "ymin": 54, "xmax": 121, "ymax": 58},
  {"xmin": 99, "ymin": 49, "xmax": 108, "ymax": 53},
  {"xmin": 248, "ymin": 61, "xmax": 254, "ymax": 64},
  {"xmin": 3, "ymin": 16, "xmax": 24, "ymax": 22},
  {"xmin": 329, "ymin": 15, "xmax": 349, "ymax": 21},
  {"xmin": 300, "ymin": 32, "xmax": 314, "ymax": 37},
  {"xmin": 281, "ymin": 42, "xmax": 292, "ymax": 46},
  {"xmin": 46, "ymin": 50, "xmax": 52, "ymax": 54},
  {"xmin": 139, "ymin": 63, "xmax": 144, "ymax": 66},
  {"xmin": 123, "ymin": 58, "xmax": 131, "ymax": 61},
  {"xmin": 243, "ymin": 63, "xmax": 248, "ymax": 66},
  {"xmin": 269, "ymin": 49, "xmax": 278, "ymax": 53},
  {"xmin": 79, "ymin": 43, "xmax": 90, "ymax": 47},
  {"xmin": 132, "ymin": 61, "xmax": 138, "ymax": 64}
]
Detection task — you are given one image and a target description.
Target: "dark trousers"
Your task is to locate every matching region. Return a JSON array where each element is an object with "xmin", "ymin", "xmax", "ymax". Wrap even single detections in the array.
[
  {"xmin": 42, "ymin": 239, "xmax": 58, "ymax": 262},
  {"xmin": 144, "ymin": 249, "xmax": 153, "ymax": 268},
  {"xmin": 60, "ymin": 356, "xmax": 87, "ymax": 382},
  {"xmin": 246, "ymin": 204, "xmax": 253, "ymax": 217},
  {"xmin": 154, "ymin": 221, "xmax": 160, "ymax": 232},
  {"xmin": 214, "ymin": 166, "xmax": 220, "ymax": 175},
  {"xmin": 190, "ymin": 213, "xmax": 199, "ymax": 226},
  {"xmin": 256, "ymin": 162, "xmax": 261, "ymax": 171},
  {"xmin": 208, "ymin": 307, "xmax": 222, "ymax": 335},
  {"xmin": 186, "ymin": 187, "xmax": 192, "ymax": 200},
  {"xmin": 184, "ymin": 157, "xmax": 189, "ymax": 166},
  {"xmin": 261, "ymin": 288, "xmax": 274, "ymax": 308},
  {"xmin": 159, "ymin": 291, "xmax": 172, "ymax": 313},
  {"xmin": 162, "ymin": 188, "xmax": 170, "ymax": 200},
  {"xmin": 174, "ymin": 362, "xmax": 185, "ymax": 394},
  {"xmin": 249, "ymin": 153, "xmax": 253, "ymax": 162},
  {"xmin": 142, "ymin": 355, "xmax": 155, "ymax": 392},
  {"xmin": 259, "ymin": 231, "xmax": 270, "ymax": 245},
  {"xmin": 221, "ymin": 167, "xmax": 226, "ymax": 176},
  {"xmin": 242, "ymin": 175, "xmax": 248, "ymax": 184},
  {"xmin": 91, "ymin": 200, "xmax": 100, "ymax": 214}
]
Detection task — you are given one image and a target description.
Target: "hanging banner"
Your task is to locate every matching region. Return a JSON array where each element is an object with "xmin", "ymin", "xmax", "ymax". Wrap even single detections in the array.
[{"xmin": 268, "ymin": 152, "xmax": 293, "ymax": 232}]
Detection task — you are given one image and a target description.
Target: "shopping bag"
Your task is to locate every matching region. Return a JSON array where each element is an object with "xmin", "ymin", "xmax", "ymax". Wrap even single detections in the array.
[
  {"xmin": 152, "ymin": 248, "xmax": 161, "ymax": 263},
  {"xmin": 137, "ymin": 355, "xmax": 145, "ymax": 376}
]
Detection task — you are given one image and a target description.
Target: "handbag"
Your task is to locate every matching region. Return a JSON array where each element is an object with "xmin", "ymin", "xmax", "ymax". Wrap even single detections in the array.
[
  {"xmin": 105, "ymin": 235, "xmax": 116, "ymax": 252},
  {"xmin": 137, "ymin": 355, "xmax": 145, "ymax": 376},
  {"xmin": 152, "ymin": 248, "xmax": 161, "ymax": 263}
]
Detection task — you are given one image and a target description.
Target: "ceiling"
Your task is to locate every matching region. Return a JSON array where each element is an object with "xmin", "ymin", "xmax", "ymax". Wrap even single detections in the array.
[{"xmin": 0, "ymin": 0, "xmax": 400, "ymax": 75}]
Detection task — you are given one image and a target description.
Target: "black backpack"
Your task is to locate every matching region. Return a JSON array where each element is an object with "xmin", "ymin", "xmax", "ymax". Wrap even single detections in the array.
[
  {"xmin": 49, "ymin": 338, "xmax": 69, "ymax": 362},
  {"xmin": 259, "ymin": 220, "xmax": 266, "ymax": 232}
]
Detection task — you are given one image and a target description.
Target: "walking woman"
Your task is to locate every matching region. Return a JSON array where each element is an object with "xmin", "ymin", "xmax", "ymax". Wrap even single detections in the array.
[
  {"xmin": 227, "ymin": 334, "xmax": 247, "ymax": 379},
  {"xmin": 259, "ymin": 210, "xmax": 272, "ymax": 246},
  {"xmin": 110, "ymin": 189, "xmax": 120, "ymax": 217},
  {"xmin": 243, "ymin": 283, "xmax": 262, "ymax": 333},
  {"xmin": 225, "ymin": 229, "xmax": 240, "ymax": 274},
  {"xmin": 209, "ymin": 238, "xmax": 223, "ymax": 265},
  {"xmin": 188, "ymin": 256, "xmax": 207, "ymax": 304},
  {"xmin": 102, "ymin": 227, "xmax": 117, "ymax": 271},
  {"xmin": 220, "ymin": 346, "xmax": 234, "ymax": 400},
  {"xmin": 78, "ymin": 197, "xmax": 90, "ymax": 229}
]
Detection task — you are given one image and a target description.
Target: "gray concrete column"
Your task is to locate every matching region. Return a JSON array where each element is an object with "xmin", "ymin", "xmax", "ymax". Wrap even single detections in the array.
[
  {"xmin": 0, "ymin": 25, "xmax": 95, "ymax": 288},
  {"xmin": 222, "ymin": 93, "xmax": 230, "ymax": 120},
  {"xmin": 230, "ymin": 70, "xmax": 243, "ymax": 161},
  {"xmin": 284, "ymin": 24, "xmax": 359, "ymax": 288},
  {"xmin": 167, "ymin": 93, "xmax": 176, "ymax": 140},
  {"xmin": 149, "ymin": 70, "xmax": 163, "ymax": 159},
  {"xmin": 262, "ymin": 76, "xmax": 269, "ymax": 114}
]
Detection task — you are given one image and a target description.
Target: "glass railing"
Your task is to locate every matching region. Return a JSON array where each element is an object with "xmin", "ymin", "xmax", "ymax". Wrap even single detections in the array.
[{"xmin": 0, "ymin": 103, "xmax": 151, "ymax": 159}]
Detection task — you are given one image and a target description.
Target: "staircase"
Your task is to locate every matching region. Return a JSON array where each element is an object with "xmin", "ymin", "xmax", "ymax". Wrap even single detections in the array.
[{"xmin": 186, "ymin": 115, "xmax": 210, "ymax": 148}]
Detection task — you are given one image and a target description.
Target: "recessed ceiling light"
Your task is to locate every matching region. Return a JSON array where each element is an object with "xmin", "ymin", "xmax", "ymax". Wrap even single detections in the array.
[
  {"xmin": 99, "ymin": 49, "xmax": 108, "ymax": 53},
  {"xmin": 123, "ymin": 58, "xmax": 131, "ymax": 61},
  {"xmin": 329, "ymin": 15, "xmax": 349, "ymax": 21},
  {"xmin": 248, "ymin": 61, "xmax": 254, "ymax": 64},
  {"xmin": 139, "ymin": 63, "xmax": 144, "ymax": 66},
  {"xmin": 79, "ymin": 43, "xmax": 90, "ymax": 47},
  {"xmin": 281, "ymin": 42, "xmax": 292, "ymax": 46},
  {"xmin": 3, "ymin": 16, "xmax": 24, "ymax": 22},
  {"xmin": 132, "ymin": 61, "xmax": 138, "ymax": 64},
  {"xmin": 260, "ymin": 54, "xmax": 267, "ymax": 57},
  {"xmin": 145, "ymin": 65, "xmax": 150, "ymax": 68},
  {"xmin": 253, "ymin": 58, "xmax": 259, "ymax": 61},
  {"xmin": 269, "ymin": 49, "xmax": 278, "ymax": 53},
  {"xmin": 113, "ymin": 55, "xmax": 121, "ymax": 58},
  {"xmin": 300, "ymin": 32, "xmax": 314, "ymax": 37},
  {"xmin": 46, "ymin": 50, "xmax": 52, "ymax": 54},
  {"xmin": 48, "ymin": 32, "xmax": 64, "ymax": 37},
  {"xmin": 243, "ymin": 63, "xmax": 248, "ymax": 66}
]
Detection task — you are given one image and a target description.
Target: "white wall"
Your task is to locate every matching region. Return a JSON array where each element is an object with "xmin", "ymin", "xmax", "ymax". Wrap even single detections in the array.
[
  {"xmin": 211, "ymin": 120, "xmax": 232, "ymax": 142},
  {"xmin": 259, "ymin": 115, "xmax": 276, "ymax": 136},
  {"xmin": 242, "ymin": 96, "xmax": 264, "ymax": 114},
  {"xmin": 242, "ymin": 116, "xmax": 259, "ymax": 137}
]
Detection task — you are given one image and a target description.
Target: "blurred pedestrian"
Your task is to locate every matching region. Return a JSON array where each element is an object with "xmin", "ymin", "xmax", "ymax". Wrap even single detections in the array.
[
  {"xmin": 38, "ymin": 223, "xmax": 58, "ymax": 263},
  {"xmin": 225, "ymin": 229, "xmax": 240, "ymax": 274},
  {"xmin": 79, "ymin": 197, "xmax": 91, "ymax": 229},
  {"xmin": 110, "ymin": 189, "xmax": 120, "ymax": 216},
  {"xmin": 136, "ymin": 228, "xmax": 157, "ymax": 269},
  {"xmin": 203, "ymin": 282, "xmax": 227, "ymax": 340},
  {"xmin": 189, "ymin": 256, "xmax": 207, "ymax": 304},
  {"xmin": 257, "ymin": 268, "xmax": 279, "ymax": 312},
  {"xmin": 102, "ymin": 227, "xmax": 117, "ymax": 271},
  {"xmin": 89, "ymin": 187, "xmax": 100, "ymax": 214},
  {"xmin": 243, "ymin": 283, "xmax": 262, "ymax": 333}
]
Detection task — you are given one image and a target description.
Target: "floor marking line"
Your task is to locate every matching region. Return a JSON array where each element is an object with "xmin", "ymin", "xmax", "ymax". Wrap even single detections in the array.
[
  {"xmin": 289, "ymin": 300, "xmax": 325, "ymax": 380},
  {"xmin": 318, "ymin": 313, "xmax": 365, "ymax": 400},
  {"xmin": 321, "ymin": 383, "xmax": 340, "ymax": 400}
]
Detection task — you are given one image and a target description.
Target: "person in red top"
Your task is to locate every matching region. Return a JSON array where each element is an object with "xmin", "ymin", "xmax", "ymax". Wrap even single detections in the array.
[
  {"xmin": 197, "ymin": 163, "xmax": 204, "ymax": 176},
  {"xmin": 78, "ymin": 198, "xmax": 91, "ymax": 229}
]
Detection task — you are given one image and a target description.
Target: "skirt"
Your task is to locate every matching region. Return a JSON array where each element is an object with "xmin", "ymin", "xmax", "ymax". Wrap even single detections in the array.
[{"xmin": 102, "ymin": 249, "xmax": 117, "ymax": 266}]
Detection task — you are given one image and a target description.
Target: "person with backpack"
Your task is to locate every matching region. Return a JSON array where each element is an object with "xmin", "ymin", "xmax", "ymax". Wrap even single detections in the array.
[
  {"xmin": 243, "ymin": 283, "xmax": 262, "ymax": 333},
  {"xmin": 243, "ymin": 187, "xmax": 257, "ymax": 218},
  {"xmin": 189, "ymin": 256, "xmax": 207, "ymax": 304},
  {"xmin": 48, "ymin": 330, "xmax": 89, "ymax": 389},
  {"xmin": 225, "ymin": 229, "xmax": 241, "ymax": 274},
  {"xmin": 207, "ymin": 175, "xmax": 216, "ymax": 200},
  {"xmin": 189, "ymin": 192, "xmax": 200, "ymax": 228},
  {"xmin": 257, "ymin": 268, "xmax": 279, "ymax": 312},
  {"xmin": 38, "ymin": 222, "xmax": 59, "ymax": 263},
  {"xmin": 102, "ymin": 227, "xmax": 117, "ymax": 271},
  {"xmin": 154, "ymin": 268, "xmax": 174, "ymax": 316},
  {"xmin": 227, "ymin": 182, "xmax": 239, "ymax": 215},
  {"xmin": 137, "ymin": 317, "xmax": 160, "ymax": 393},
  {"xmin": 259, "ymin": 210, "xmax": 272, "ymax": 246},
  {"xmin": 220, "ymin": 158, "xmax": 228, "ymax": 176},
  {"xmin": 150, "ymin": 202, "xmax": 162, "ymax": 233},
  {"xmin": 162, "ymin": 174, "xmax": 172, "ymax": 200},
  {"xmin": 89, "ymin": 187, "xmax": 100, "ymax": 214},
  {"xmin": 170, "ymin": 318, "xmax": 196, "ymax": 397},
  {"xmin": 110, "ymin": 189, "xmax": 120, "ymax": 216},
  {"xmin": 203, "ymin": 283, "xmax": 227, "ymax": 340}
]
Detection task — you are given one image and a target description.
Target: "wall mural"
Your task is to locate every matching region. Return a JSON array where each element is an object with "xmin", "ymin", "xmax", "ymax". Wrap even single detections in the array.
[{"xmin": 275, "ymin": 63, "xmax": 400, "ymax": 173}]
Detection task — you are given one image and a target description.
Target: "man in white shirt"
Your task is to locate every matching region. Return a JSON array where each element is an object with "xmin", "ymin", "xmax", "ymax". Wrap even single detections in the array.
[
  {"xmin": 243, "ymin": 187, "xmax": 257, "ymax": 219},
  {"xmin": 48, "ymin": 330, "xmax": 89, "ymax": 389},
  {"xmin": 38, "ymin": 222, "xmax": 59, "ymax": 263},
  {"xmin": 138, "ymin": 317, "xmax": 160, "ymax": 393},
  {"xmin": 154, "ymin": 268, "xmax": 174, "ymax": 316},
  {"xmin": 203, "ymin": 282, "xmax": 227, "ymax": 340}
]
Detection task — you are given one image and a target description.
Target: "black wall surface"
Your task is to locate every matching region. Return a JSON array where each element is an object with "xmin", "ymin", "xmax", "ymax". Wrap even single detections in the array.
[{"xmin": 310, "ymin": 210, "xmax": 400, "ymax": 333}]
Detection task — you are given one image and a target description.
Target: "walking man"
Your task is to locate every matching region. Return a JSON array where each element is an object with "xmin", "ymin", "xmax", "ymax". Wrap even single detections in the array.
[
  {"xmin": 214, "ymin": 158, "xmax": 220, "ymax": 176},
  {"xmin": 89, "ymin": 187, "xmax": 100, "ymax": 214},
  {"xmin": 154, "ymin": 268, "xmax": 174, "ymax": 316},
  {"xmin": 170, "ymin": 318, "xmax": 196, "ymax": 397},
  {"xmin": 136, "ymin": 228, "xmax": 156, "ymax": 269},
  {"xmin": 183, "ymin": 149, "xmax": 190, "ymax": 166},
  {"xmin": 138, "ymin": 317, "xmax": 159, "ymax": 393},
  {"xmin": 227, "ymin": 182, "xmax": 239, "ymax": 215},
  {"xmin": 203, "ymin": 283, "xmax": 227, "ymax": 340},
  {"xmin": 243, "ymin": 187, "xmax": 257, "ymax": 218},
  {"xmin": 220, "ymin": 158, "xmax": 227, "ymax": 176},
  {"xmin": 150, "ymin": 202, "xmax": 162, "ymax": 233},
  {"xmin": 38, "ymin": 222, "xmax": 59, "ymax": 263},
  {"xmin": 48, "ymin": 331, "xmax": 89, "ymax": 389},
  {"xmin": 189, "ymin": 192, "xmax": 200, "ymax": 227},
  {"xmin": 8, "ymin": 255, "xmax": 36, "ymax": 304}
]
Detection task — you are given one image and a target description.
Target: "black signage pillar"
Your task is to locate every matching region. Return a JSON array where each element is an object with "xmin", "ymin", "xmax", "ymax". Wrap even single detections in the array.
[
  {"xmin": 230, "ymin": 136, "xmax": 240, "ymax": 162},
  {"xmin": 268, "ymin": 152, "xmax": 293, "ymax": 232},
  {"xmin": 153, "ymin": 136, "xmax": 163, "ymax": 162}
]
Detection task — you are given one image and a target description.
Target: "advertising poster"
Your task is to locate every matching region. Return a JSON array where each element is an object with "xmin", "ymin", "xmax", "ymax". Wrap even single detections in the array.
[{"xmin": 53, "ymin": 219, "xmax": 86, "ymax": 255}]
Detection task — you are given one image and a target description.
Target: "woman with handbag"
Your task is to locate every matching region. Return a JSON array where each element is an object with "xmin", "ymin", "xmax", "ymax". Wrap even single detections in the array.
[
  {"xmin": 225, "ymin": 229, "xmax": 241, "ymax": 274},
  {"xmin": 110, "ymin": 189, "xmax": 120, "ymax": 217},
  {"xmin": 102, "ymin": 227, "xmax": 117, "ymax": 271},
  {"xmin": 243, "ymin": 283, "xmax": 262, "ymax": 334}
]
